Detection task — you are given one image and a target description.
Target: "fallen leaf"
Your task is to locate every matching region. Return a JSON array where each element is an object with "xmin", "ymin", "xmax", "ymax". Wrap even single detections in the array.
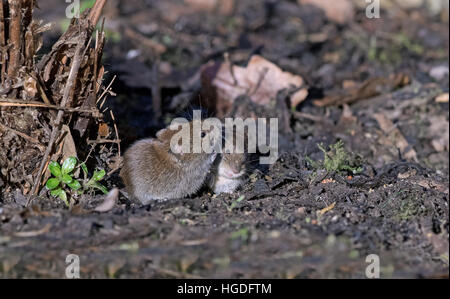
[
  {"xmin": 427, "ymin": 115, "xmax": 449, "ymax": 152},
  {"xmin": 321, "ymin": 178, "xmax": 335, "ymax": 184},
  {"xmin": 94, "ymin": 188, "xmax": 118, "ymax": 212},
  {"xmin": 373, "ymin": 113, "xmax": 418, "ymax": 162},
  {"xmin": 24, "ymin": 75, "xmax": 38, "ymax": 98},
  {"xmin": 185, "ymin": 0, "xmax": 234, "ymax": 15},
  {"xmin": 201, "ymin": 55, "xmax": 308, "ymax": 117},
  {"xmin": 318, "ymin": 202, "xmax": 336, "ymax": 215},
  {"xmin": 435, "ymin": 93, "xmax": 449, "ymax": 103},
  {"xmin": 298, "ymin": 0, "xmax": 354, "ymax": 24},
  {"xmin": 314, "ymin": 74, "xmax": 410, "ymax": 107},
  {"xmin": 98, "ymin": 122, "xmax": 110, "ymax": 138},
  {"xmin": 397, "ymin": 169, "xmax": 417, "ymax": 179},
  {"xmin": 60, "ymin": 125, "xmax": 77, "ymax": 163}
]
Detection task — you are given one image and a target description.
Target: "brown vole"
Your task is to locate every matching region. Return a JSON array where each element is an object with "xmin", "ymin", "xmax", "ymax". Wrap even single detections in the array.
[
  {"xmin": 207, "ymin": 128, "xmax": 248, "ymax": 194},
  {"xmin": 120, "ymin": 121, "xmax": 219, "ymax": 204},
  {"xmin": 207, "ymin": 151, "xmax": 247, "ymax": 194}
]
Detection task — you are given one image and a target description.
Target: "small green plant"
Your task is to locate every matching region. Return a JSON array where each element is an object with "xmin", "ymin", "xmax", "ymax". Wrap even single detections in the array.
[
  {"xmin": 227, "ymin": 195, "xmax": 245, "ymax": 212},
  {"xmin": 45, "ymin": 156, "xmax": 108, "ymax": 206},
  {"xmin": 79, "ymin": 163, "xmax": 109, "ymax": 194},
  {"xmin": 306, "ymin": 141, "xmax": 363, "ymax": 174},
  {"xmin": 45, "ymin": 157, "xmax": 81, "ymax": 206}
]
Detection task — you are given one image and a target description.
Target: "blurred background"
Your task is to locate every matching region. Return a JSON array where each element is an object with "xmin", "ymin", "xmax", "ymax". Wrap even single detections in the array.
[{"xmin": 34, "ymin": 0, "xmax": 449, "ymax": 147}]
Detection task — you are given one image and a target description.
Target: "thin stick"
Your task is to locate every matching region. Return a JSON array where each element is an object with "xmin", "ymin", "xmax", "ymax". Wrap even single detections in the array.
[
  {"xmin": 88, "ymin": 0, "xmax": 107, "ymax": 26},
  {"xmin": 87, "ymin": 138, "xmax": 121, "ymax": 144},
  {"xmin": 292, "ymin": 111, "xmax": 328, "ymax": 123},
  {"xmin": 29, "ymin": 41, "xmax": 85, "ymax": 200},
  {"xmin": 0, "ymin": 99, "xmax": 101, "ymax": 115},
  {"xmin": 0, "ymin": 1, "xmax": 6, "ymax": 85},
  {"xmin": 7, "ymin": 0, "xmax": 21, "ymax": 78},
  {"xmin": 97, "ymin": 74, "xmax": 116, "ymax": 106},
  {"xmin": 110, "ymin": 110, "xmax": 121, "ymax": 156}
]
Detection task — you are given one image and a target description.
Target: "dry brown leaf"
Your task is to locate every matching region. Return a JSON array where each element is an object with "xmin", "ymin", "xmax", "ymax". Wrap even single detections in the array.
[
  {"xmin": 373, "ymin": 113, "xmax": 418, "ymax": 162},
  {"xmin": 414, "ymin": 178, "xmax": 449, "ymax": 194},
  {"xmin": 314, "ymin": 74, "xmax": 410, "ymax": 107},
  {"xmin": 94, "ymin": 188, "xmax": 119, "ymax": 213},
  {"xmin": 185, "ymin": 0, "xmax": 234, "ymax": 14},
  {"xmin": 98, "ymin": 122, "xmax": 110, "ymax": 138},
  {"xmin": 23, "ymin": 75, "xmax": 38, "ymax": 98},
  {"xmin": 299, "ymin": 0, "xmax": 354, "ymax": 24},
  {"xmin": 339, "ymin": 104, "xmax": 357, "ymax": 124},
  {"xmin": 201, "ymin": 55, "xmax": 308, "ymax": 116},
  {"xmin": 318, "ymin": 202, "xmax": 336, "ymax": 215},
  {"xmin": 61, "ymin": 125, "xmax": 77, "ymax": 161},
  {"xmin": 427, "ymin": 115, "xmax": 449, "ymax": 152},
  {"xmin": 397, "ymin": 169, "xmax": 417, "ymax": 179},
  {"xmin": 435, "ymin": 93, "xmax": 449, "ymax": 103}
]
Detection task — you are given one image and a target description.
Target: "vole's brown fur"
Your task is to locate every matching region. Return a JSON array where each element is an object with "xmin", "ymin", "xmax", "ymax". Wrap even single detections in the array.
[
  {"xmin": 207, "ymin": 129, "xmax": 248, "ymax": 194},
  {"xmin": 207, "ymin": 152, "xmax": 247, "ymax": 194},
  {"xmin": 120, "ymin": 122, "xmax": 218, "ymax": 204}
]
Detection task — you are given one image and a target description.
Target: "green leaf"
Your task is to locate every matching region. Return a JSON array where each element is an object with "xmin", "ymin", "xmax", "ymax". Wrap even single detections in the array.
[
  {"xmin": 92, "ymin": 169, "xmax": 106, "ymax": 181},
  {"xmin": 50, "ymin": 188, "xmax": 69, "ymax": 206},
  {"xmin": 62, "ymin": 157, "xmax": 77, "ymax": 174},
  {"xmin": 48, "ymin": 161, "xmax": 62, "ymax": 177},
  {"xmin": 67, "ymin": 179, "xmax": 82, "ymax": 191},
  {"xmin": 50, "ymin": 187, "xmax": 62, "ymax": 197},
  {"xmin": 80, "ymin": 163, "xmax": 88, "ymax": 176},
  {"xmin": 61, "ymin": 174, "xmax": 73, "ymax": 184},
  {"xmin": 58, "ymin": 190, "xmax": 69, "ymax": 207},
  {"xmin": 46, "ymin": 178, "xmax": 60, "ymax": 190},
  {"xmin": 93, "ymin": 182, "xmax": 108, "ymax": 194}
]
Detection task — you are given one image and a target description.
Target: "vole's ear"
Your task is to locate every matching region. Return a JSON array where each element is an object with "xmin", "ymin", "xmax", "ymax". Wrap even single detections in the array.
[{"xmin": 156, "ymin": 128, "xmax": 168, "ymax": 140}]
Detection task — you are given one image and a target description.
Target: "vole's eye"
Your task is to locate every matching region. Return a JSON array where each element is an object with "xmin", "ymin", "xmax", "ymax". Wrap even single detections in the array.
[{"xmin": 201, "ymin": 132, "xmax": 206, "ymax": 138}]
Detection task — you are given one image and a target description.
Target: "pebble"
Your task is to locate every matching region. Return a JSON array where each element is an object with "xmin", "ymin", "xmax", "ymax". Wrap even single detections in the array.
[{"xmin": 429, "ymin": 65, "xmax": 449, "ymax": 81}]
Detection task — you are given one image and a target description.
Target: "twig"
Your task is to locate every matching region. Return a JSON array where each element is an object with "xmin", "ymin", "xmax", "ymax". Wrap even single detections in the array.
[
  {"xmin": 124, "ymin": 27, "xmax": 167, "ymax": 55},
  {"xmin": 0, "ymin": 98, "xmax": 101, "ymax": 115},
  {"xmin": 88, "ymin": 0, "xmax": 107, "ymax": 26},
  {"xmin": 7, "ymin": 0, "xmax": 21, "ymax": 78},
  {"xmin": 97, "ymin": 74, "xmax": 116, "ymax": 107},
  {"xmin": 0, "ymin": 123, "xmax": 45, "ymax": 151},
  {"xmin": 29, "ymin": 41, "xmax": 85, "ymax": 201},
  {"xmin": 87, "ymin": 138, "xmax": 121, "ymax": 144},
  {"xmin": 110, "ymin": 110, "xmax": 121, "ymax": 156},
  {"xmin": 292, "ymin": 111, "xmax": 329, "ymax": 123},
  {"xmin": 13, "ymin": 223, "xmax": 52, "ymax": 238},
  {"xmin": 30, "ymin": 71, "xmax": 52, "ymax": 105},
  {"xmin": 249, "ymin": 67, "xmax": 268, "ymax": 97},
  {"xmin": 0, "ymin": 1, "xmax": 6, "ymax": 85}
]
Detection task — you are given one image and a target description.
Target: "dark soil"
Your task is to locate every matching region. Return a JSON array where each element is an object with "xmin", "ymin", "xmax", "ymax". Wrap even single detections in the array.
[{"xmin": 0, "ymin": 0, "xmax": 448, "ymax": 278}]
